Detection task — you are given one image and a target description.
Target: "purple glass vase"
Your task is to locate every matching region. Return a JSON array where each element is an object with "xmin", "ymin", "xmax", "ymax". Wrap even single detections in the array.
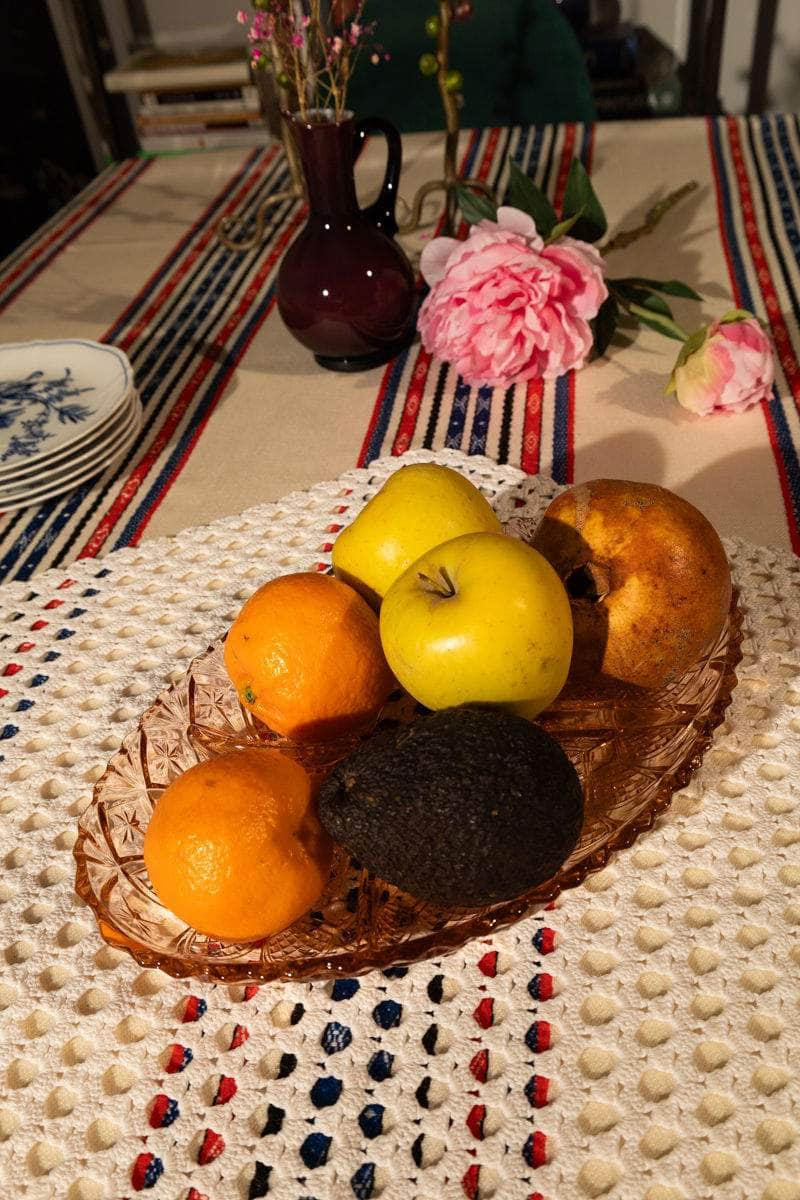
[{"xmin": 276, "ymin": 110, "xmax": 417, "ymax": 372}]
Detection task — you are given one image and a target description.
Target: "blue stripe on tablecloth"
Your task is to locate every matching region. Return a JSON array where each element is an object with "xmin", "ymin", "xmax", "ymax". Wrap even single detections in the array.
[
  {"xmin": 359, "ymin": 127, "xmax": 486, "ymax": 466},
  {"xmin": 551, "ymin": 372, "xmax": 572, "ymax": 486},
  {"xmin": 113, "ymin": 276, "xmax": 284, "ymax": 549},
  {"xmin": 753, "ymin": 116, "xmax": 800, "ymax": 314},
  {"xmin": 709, "ymin": 117, "xmax": 800, "ymax": 538},
  {"xmin": 2, "ymin": 153, "xmax": 292, "ymax": 580},
  {"xmin": 467, "ymin": 385, "xmax": 494, "ymax": 454},
  {"xmin": 105, "ymin": 147, "xmax": 262, "ymax": 343},
  {"xmin": 445, "ymin": 376, "xmax": 472, "ymax": 447},
  {"xmin": 552, "ymin": 123, "xmax": 592, "ymax": 484},
  {"xmin": 773, "ymin": 115, "xmax": 800, "ymax": 256},
  {"xmin": 131, "ymin": 164, "xmax": 291, "ymax": 410}
]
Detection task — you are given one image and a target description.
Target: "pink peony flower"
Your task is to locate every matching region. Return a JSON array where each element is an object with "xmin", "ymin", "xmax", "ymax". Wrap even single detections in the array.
[
  {"xmin": 668, "ymin": 311, "xmax": 774, "ymax": 416},
  {"xmin": 417, "ymin": 207, "xmax": 608, "ymax": 388}
]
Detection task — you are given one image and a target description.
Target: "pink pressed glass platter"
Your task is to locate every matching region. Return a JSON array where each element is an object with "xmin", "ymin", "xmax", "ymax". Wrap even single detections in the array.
[{"xmin": 74, "ymin": 597, "xmax": 743, "ymax": 982}]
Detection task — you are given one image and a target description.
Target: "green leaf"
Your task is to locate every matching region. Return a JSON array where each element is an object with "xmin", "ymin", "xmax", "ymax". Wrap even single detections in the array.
[
  {"xmin": 620, "ymin": 276, "xmax": 703, "ymax": 301},
  {"xmin": 719, "ymin": 307, "xmax": 755, "ymax": 323},
  {"xmin": 612, "ymin": 281, "xmax": 674, "ymax": 318},
  {"xmin": 546, "ymin": 207, "xmax": 585, "ymax": 243},
  {"xmin": 591, "ymin": 295, "xmax": 619, "ymax": 359},
  {"xmin": 627, "ymin": 301, "xmax": 689, "ymax": 342},
  {"xmin": 563, "ymin": 158, "xmax": 608, "ymax": 243},
  {"xmin": 666, "ymin": 325, "xmax": 708, "ymax": 391},
  {"xmin": 507, "ymin": 160, "xmax": 557, "ymax": 237},
  {"xmin": 456, "ymin": 184, "xmax": 498, "ymax": 226}
]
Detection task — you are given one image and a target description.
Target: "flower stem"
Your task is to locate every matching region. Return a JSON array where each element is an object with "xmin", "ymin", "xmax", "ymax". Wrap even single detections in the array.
[{"xmin": 602, "ymin": 180, "xmax": 699, "ymax": 255}]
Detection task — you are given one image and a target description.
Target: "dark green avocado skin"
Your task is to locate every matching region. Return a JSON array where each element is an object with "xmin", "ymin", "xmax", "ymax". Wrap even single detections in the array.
[{"xmin": 318, "ymin": 707, "xmax": 584, "ymax": 906}]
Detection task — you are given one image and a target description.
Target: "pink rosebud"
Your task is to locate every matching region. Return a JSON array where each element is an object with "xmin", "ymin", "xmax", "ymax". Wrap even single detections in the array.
[
  {"xmin": 291, "ymin": 32, "xmax": 304, "ymax": 47},
  {"xmin": 417, "ymin": 207, "xmax": 607, "ymax": 388},
  {"xmin": 236, "ymin": 10, "xmax": 249, "ymax": 25},
  {"xmin": 668, "ymin": 310, "xmax": 774, "ymax": 415}
]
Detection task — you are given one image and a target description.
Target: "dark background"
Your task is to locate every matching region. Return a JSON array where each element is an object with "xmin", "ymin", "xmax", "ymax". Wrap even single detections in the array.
[{"xmin": 0, "ymin": 0, "xmax": 94, "ymax": 259}]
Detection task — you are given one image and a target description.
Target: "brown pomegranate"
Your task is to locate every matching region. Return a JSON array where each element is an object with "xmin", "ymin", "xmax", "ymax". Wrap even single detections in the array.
[{"xmin": 532, "ymin": 479, "xmax": 732, "ymax": 689}]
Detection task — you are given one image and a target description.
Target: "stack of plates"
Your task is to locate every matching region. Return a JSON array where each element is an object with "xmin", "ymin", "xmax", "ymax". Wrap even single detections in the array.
[{"xmin": 0, "ymin": 339, "xmax": 142, "ymax": 513}]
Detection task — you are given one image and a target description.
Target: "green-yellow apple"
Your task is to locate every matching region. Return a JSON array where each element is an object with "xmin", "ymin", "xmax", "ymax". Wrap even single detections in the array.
[
  {"xmin": 531, "ymin": 479, "xmax": 732, "ymax": 689},
  {"xmin": 379, "ymin": 532, "xmax": 573, "ymax": 718},
  {"xmin": 332, "ymin": 463, "xmax": 501, "ymax": 606}
]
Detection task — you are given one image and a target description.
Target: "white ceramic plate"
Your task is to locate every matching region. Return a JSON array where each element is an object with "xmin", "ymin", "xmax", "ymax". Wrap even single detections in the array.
[
  {"xmin": 0, "ymin": 399, "xmax": 142, "ymax": 513},
  {"xmin": 0, "ymin": 389, "xmax": 141, "ymax": 485},
  {"xmin": 0, "ymin": 399, "xmax": 142, "ymax": 503},
  {"xmin": 0, "ymin": 340, "xmax": 133, "ymax": 472}
]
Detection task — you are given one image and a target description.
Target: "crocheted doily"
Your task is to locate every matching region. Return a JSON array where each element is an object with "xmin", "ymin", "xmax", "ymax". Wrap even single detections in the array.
[{"xmin": 0, "ymin": 449, "xmax": 797, "ymax": 1200}]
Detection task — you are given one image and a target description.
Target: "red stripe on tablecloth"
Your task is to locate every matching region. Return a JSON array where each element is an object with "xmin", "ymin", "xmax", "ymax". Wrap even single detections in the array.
[
  {"xmin": 116, "ymin": 146, "xmax": 280, "ymax": 354},
  {"xmin": 521, "ymin": 378, "xmax": 543, "ymax": 474},
  {"xmin": 391, "ymin": 350, "xmax": 432, "ymax": 455},
  {"xmin": 476, "ymin": 128, "xmax": 502, "ymax": 185},
  {"xmin": 0, "ymin": 159, "xmax": 148, "ymax": 315},
  {"xmin": 358, "ymin": 128, "xmax": 484, "ymax": 467},
  {"xmin": 385, "ymin": 129, "xmax": 501, "ymax": 459},
  {"xmin": 553, "ymin": 124, "xmax": 577, "ymax": 217},
  {"xmin": 108, "ymin": 147, "xmax": 261, "ymax": 343},
  {"xmin": 76, "ymin": 209, "xmax": 306, "ymax": 558},
  {"xmin": 708, "ymin": 118, "xmax": 800, "ymax": 554},
  {"xmin": 726, "ymin": 116, "xmax": 800, "ymax": 405}
]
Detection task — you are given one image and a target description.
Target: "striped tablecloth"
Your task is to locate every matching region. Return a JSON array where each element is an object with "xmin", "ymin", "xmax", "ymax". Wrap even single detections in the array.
[{"xmin": 1, "ymin": 115, "xmax": 800, "ymax": 582}]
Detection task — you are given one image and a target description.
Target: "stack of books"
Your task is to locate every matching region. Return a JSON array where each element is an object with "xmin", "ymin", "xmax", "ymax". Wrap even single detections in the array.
[{"xmin": 104, "ymin": 48, "xmax": 271, "ymax": 153}]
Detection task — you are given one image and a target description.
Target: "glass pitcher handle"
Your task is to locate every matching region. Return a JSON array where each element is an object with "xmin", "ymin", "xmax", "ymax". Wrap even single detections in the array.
[{"xmin": 354, "ymin": 116, "xmax": 403, "ymax": 237}]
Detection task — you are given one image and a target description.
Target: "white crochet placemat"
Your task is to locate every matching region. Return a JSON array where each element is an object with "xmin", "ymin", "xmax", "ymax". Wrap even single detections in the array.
[{"xmin": 0, "ymin": 449, "xmax": 797, "ymax": 1200}]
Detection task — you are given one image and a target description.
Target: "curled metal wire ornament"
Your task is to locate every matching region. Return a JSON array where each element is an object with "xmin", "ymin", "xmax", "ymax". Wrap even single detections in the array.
[
  {"xmin": 216, "ymin": 79, "xmax": 305, "ymax": 253},
  {"xmin": 217, "ymin": 185, "xmax": 304, "ymax": 252}
]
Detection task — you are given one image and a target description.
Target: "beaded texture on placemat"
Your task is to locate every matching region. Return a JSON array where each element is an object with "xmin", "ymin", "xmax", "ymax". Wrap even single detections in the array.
[{"xmin": 0, "ymin": 449, "xmax": 798, "ymax": 1200}]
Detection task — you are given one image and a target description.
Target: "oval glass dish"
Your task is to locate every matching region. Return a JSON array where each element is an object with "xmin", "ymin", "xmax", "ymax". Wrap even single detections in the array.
[{"xmin": 75, "ymin": 596, "xmax": 743, "ymax": 982}]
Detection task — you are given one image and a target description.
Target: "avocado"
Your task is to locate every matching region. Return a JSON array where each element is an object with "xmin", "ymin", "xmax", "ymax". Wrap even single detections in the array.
[{"xmin": 318, "ymin": 707, "xmax": 584, "ymax": 906}]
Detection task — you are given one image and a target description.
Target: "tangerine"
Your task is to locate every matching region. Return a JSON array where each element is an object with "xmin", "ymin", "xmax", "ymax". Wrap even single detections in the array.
[
  {"xmin": 224, "ymin": 572, "xmax": 395, "ymax": 741},
  {"xmin": 143, "ymin": 748, "xmax": 332, "ymax": 942}
]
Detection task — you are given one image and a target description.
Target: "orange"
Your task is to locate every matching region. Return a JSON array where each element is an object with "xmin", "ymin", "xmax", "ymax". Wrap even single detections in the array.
[
  {"xmin": 143, "ymin": 748, "xmax": 332, "ymax": 942},
  {"xmin": 224, "ymin": 572, "xmax": 395, "ymax": 741}
]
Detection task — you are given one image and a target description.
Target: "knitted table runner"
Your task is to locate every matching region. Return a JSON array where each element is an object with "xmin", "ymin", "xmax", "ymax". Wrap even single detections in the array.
[{"xmin": 0, "ymin": 450, "xmax": 797, "ymax": 1200}]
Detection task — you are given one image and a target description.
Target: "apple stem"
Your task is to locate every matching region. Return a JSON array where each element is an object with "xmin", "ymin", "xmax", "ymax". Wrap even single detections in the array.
[{"xmin": 417, "ymin": 566, "xmax": 457, "ymax": 599}]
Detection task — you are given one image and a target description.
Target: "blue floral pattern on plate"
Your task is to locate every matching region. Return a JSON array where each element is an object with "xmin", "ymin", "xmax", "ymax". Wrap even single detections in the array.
[
  {"xmin": 0, "ymin": 340, "xmax": 133, "ymax": 471},
  {"xmin": 0, "ymin": 369, "xmax": 93, "ymax": 463}
]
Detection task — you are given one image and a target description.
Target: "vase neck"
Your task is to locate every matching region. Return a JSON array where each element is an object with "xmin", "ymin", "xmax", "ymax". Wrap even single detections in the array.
[{"xmin": 288, "ymin": 114, "xmax": 360, "ymax": 217}]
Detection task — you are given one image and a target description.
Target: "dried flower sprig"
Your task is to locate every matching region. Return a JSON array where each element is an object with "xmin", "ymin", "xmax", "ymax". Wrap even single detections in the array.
[{"xmin": 237, "ymin": 1, "xmax": 385, "ymax": 124}]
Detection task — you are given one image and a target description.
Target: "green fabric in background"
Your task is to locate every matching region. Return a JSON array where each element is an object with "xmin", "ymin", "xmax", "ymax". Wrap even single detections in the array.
[{"xmin": 347, "ymin": 0, "xmax": 595, "ymax": 132}]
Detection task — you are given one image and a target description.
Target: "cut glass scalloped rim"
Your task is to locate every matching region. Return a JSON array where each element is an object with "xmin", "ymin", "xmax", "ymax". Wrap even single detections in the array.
[{"xmin": 74, "ymin": 594, "xmax": 743, "ymax": 983}]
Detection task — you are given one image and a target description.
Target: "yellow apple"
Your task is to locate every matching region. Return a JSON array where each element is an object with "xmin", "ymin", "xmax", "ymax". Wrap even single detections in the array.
[
  {"xmin": 331, "ymin": 463, "xmax": 501, "ymax": 606},
  {"xmin": 379, "ymin": 532, "xmax": 573, "ymax": 718}
]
